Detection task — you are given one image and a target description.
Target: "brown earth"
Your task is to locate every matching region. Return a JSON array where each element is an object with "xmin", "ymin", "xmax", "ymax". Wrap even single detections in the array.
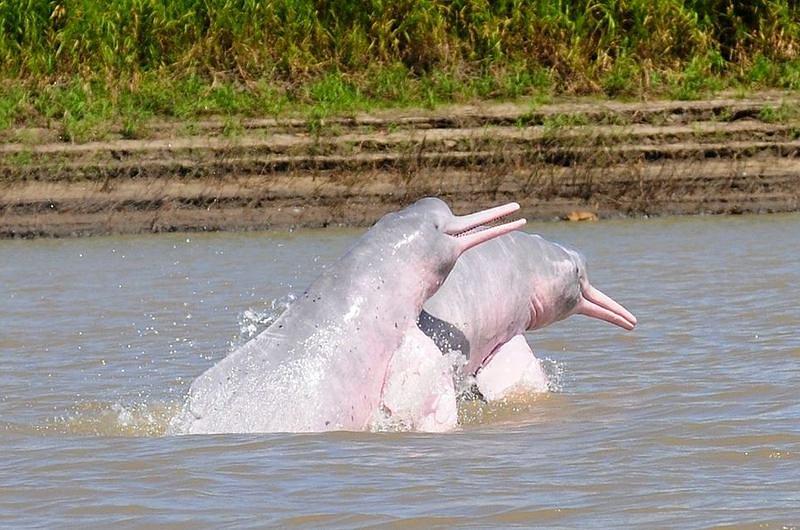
[{"xmin": 1, "ymin": 93, "xmax": 799, "ymax": 238}]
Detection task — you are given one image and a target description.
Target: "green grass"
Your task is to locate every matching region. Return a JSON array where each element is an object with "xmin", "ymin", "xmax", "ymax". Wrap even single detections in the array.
[
  {"xmin": 758, "ymin": 102, "xmax": 800, "ymax": 123},
  {"xmin": 5, "ymin": 150, "xmax": 33, "ymax": 166},
  {"xmin": 1, "ymin": 1, "xmax": 799, "ymax": 140},
  {"xmin": 543, "ymin": 112, "xmax": 591, "ymax": 131}
]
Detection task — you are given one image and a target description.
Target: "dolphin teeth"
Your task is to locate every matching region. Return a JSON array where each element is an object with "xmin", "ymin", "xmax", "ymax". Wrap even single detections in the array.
[
  {"xmin": 453, "ymin": 225, "xmax": 490, "ymax": 238},
  {"xmin": 450, "ymin": 205, "xmax": 521, "ymax": 238}
]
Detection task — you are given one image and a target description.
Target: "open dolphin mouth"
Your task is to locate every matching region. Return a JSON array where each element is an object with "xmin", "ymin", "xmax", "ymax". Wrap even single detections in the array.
[
  {"xmin": 576, "ymin": 285, "xmax": 637, "ymax": 330},
  {"xmin": 445, "ymin": 202, "xmax": 526, "ymax": 252}
]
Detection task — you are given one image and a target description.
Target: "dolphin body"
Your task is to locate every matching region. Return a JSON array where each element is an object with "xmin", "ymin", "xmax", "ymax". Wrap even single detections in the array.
[
  {"xmin": 168, "ymin": 198, "xmax": 525, "ymax": 434},
  {"xmin": 381, "ymin": 231, "xmax": 637, "ymax": 430}
]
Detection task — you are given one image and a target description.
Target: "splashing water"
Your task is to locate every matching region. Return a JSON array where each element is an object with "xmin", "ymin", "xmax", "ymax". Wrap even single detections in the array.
[
  {"xmin": 236, "ymin": 293, "xmax": 298, "ymax": 345},
  {"xmin": 28, "ymin": 296, "xmax": 302, "ymax": 438},
  {"xmin": 41, "ymin": 401, "xmax": 180, "ymax": 437},
  {"xmin": 541, "ymin": 356, "xmax": 565, "ymax": 393},
  {"xmin": 458, "ymin": 355, "xmax": 566, "ymax": 428}
]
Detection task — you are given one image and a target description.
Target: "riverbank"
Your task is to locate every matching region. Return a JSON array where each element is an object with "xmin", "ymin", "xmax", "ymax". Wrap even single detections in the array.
[{"xmin": 2, "ymin": 92, "xmax": 799, "ymax": 238}]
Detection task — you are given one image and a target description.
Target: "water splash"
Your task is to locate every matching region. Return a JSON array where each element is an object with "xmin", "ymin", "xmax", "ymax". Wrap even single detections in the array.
[
  {"xmin": 40, "ymin": 401, "xmax": 180, "ymax": 437},
  {"xmin": 38, "ymin": 293, "xmax": 300, "ymax": 439},
  {"xmin": 235, "ymin": 293, "xmax": 297, "ymax": 345},
  {"xmin": 541, "ymin": 356, "xmax": 565, "ymax": 393},
  {"xmin": 458, "ymin": 356, "xmax": 567, "ymax": 428}
]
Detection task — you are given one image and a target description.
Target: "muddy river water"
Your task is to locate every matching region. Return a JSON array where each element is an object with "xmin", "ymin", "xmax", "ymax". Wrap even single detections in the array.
[{"xmin": 1, "ymin": 214, "xmax": 799, "ymax": 527}]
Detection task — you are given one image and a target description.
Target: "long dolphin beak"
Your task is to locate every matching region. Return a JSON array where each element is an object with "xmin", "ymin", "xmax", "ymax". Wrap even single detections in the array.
[
  {"xmin": 575, "ymin": 285, "xmax": 637, "ymax": 330},
  {"xmin": 445, "ymin": 202, "xmax": 526, "ymax": 253}
]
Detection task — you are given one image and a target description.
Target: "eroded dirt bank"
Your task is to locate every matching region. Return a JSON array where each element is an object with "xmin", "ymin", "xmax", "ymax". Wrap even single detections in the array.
[{"xmin": 2, "ymin": 93, "xmax": 799, "ymax": 238}]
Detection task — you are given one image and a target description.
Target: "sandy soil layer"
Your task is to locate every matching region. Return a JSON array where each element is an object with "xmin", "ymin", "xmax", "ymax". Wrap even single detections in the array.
[{"xmin": 1, "ymin": 93, "xmax": 799, "ymax": 237}]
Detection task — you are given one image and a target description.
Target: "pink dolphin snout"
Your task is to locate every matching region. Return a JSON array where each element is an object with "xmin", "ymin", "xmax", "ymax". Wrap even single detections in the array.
[
  {"xmin": 445, "ymin": 202, "xmax": 527, "ymax": 253},
  {"xmin": 575, "ymin": 285, "xmax": 637, "ymax": 330}
]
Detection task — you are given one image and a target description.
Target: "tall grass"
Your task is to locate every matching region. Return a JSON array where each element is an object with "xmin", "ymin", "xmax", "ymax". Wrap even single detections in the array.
[{"xmin": 1, "ymin": 1, "xmax": 799, "ymax": 137}]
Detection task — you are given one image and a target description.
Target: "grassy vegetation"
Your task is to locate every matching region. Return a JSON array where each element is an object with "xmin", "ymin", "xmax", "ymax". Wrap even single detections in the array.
[
  {"xmin": 757, "ymin": 101, "xmax": 800, "ymax": 123},
  {"xmin": 1, "ymin": 0, "xmax": 799, "ymax": 141}
]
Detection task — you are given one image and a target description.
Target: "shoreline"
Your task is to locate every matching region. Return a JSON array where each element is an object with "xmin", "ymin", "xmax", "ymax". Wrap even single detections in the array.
[{"xmin": 2, "ymin": 93, "xmax": 799, "ymax": 238}]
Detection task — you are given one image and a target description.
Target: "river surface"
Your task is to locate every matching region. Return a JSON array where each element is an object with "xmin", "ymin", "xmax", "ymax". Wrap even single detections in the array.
[{"xmin": 1, "ymin": 214, "xmax": 799, "ymax": 528}]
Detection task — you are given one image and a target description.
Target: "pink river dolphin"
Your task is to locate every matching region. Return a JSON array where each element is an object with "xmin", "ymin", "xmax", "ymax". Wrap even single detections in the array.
[
  {"xmin": 379, "ymin": 230, "xmax": 637, "ymax": 431},
  {"xmin": 168, "ymin": 198, "xmax": 526, "ymax": 434}
]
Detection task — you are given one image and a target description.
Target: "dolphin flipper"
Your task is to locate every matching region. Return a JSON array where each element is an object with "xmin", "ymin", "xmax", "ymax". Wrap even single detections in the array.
[
  {"xmin": 378, "ymin": 326, "xmax": 458, "ymax": 432},
  {"xmin": 475, "ymin": 334, "xmax": 549, "ymax": 401}
]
